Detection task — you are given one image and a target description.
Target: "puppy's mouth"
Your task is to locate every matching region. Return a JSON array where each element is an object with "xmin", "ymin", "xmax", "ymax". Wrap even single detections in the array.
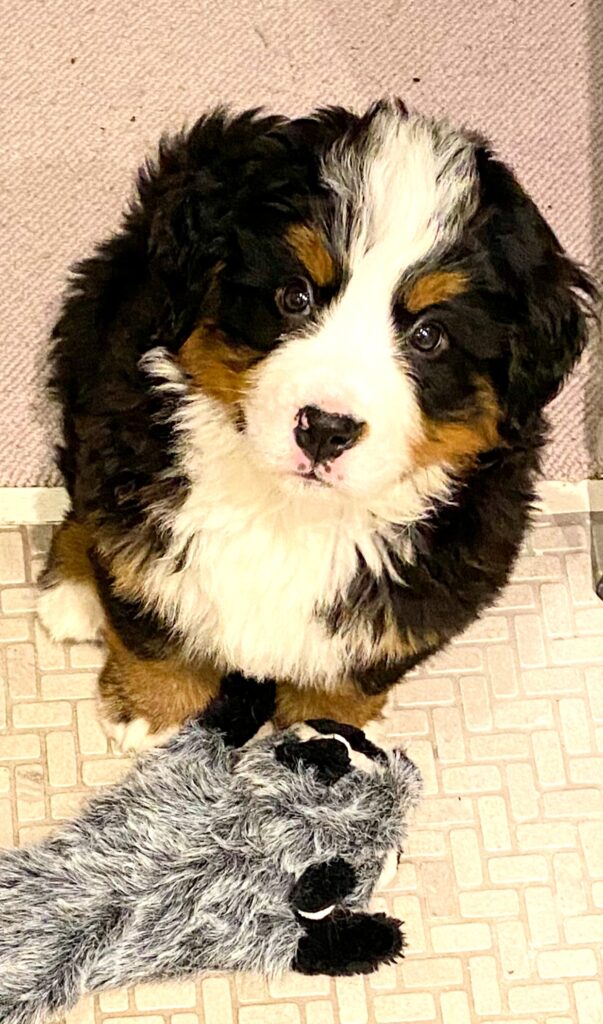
[{"xmin": 293, "ymin": 468, "xmax": 331, "ymax": 487}]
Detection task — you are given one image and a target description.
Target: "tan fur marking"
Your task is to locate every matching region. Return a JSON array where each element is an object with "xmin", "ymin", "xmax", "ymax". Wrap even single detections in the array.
[
  {"xmin": 275, "ymin": 682, "xmax": 388, "ymax": 730},
  {"xmin": 412, "ymin": 379, "xmax": 501, "ymax": 472},
  {"xmin": 286, "ymin": 224, "xmax": 335, "ymax": 286},
  {"xmin": 179, "ymin": 321, "xmax": 258, "ymax": 410},
  {"xmin": 371, "ymin": 616, "xmax": 421, "ymax": 661},
  {"xmin": 99, "ymin": 626, "xmax": 221, "ymax": 732},
  {"xmin": 406, "ymin": 270, "xmax": 468, "ymax": 312},
  {"xmin": 101, "ymin": 541, "xmax": 156, "ymax": 602},
  {"xmin": 44, "ymin": 516, "xmax": 95, "ymax": 584}
]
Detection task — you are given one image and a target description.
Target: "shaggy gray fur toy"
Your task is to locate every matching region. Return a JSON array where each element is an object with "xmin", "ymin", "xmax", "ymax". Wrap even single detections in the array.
[{"xmin": 0, "ymin": 677, "xmax": 421, "ymax": 1024}]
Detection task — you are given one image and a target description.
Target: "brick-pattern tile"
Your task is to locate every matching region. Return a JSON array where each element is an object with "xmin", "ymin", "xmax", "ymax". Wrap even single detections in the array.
[
  {"xmin": 135, "ymin": 980, "xmax": 197, "ymax": 1010},
  {"xmin": 440, "ymin": 990, "xmax": 472, "ymax": 1024},
  {"xmin": 0, "ymin": 531, "xmax": 26, "ymax": 583},
  {"xmin": 0, "ymin": 515, "xmax": 601, "ymax": 1023}
]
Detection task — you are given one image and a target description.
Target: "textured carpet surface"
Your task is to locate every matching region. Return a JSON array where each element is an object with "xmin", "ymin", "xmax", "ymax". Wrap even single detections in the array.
[{"xmin": 1, "ymin": 0, "xmax": 601, "ymax": 486}]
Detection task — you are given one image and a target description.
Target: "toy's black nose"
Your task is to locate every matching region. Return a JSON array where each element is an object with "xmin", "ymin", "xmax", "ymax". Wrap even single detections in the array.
[{"xmin": 294, "ymin": 406, "xmax": 365, "ymax": 464}]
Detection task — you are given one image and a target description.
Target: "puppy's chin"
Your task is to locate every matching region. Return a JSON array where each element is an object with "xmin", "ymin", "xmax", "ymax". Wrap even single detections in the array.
[
  {"xmin": 248, "ymin": 447, "xmax": 389, "ymax": 507},
  {"xmin": 276, "ymin": 469, "xmax": 348, "ymax": 504}
]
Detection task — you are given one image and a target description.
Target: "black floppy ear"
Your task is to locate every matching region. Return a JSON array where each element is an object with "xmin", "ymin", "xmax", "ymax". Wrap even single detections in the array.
[
  {"xmin": 293, "ymin": 911, "xmax": 404, "ymax": 976},
  {"xmin": 508, "ymin": 253, "xmax": 595, "ymax": 424},
  {"xmin": 475, "ymin": 149, "xmax": 597, "ymax": 426},
  {"xmin": 146, "ymin": 108, "xmax": 289, "ymax": 290},
  {"xmin": 149, "ymin": 185, "xmax": 228, "ymax": 290}
]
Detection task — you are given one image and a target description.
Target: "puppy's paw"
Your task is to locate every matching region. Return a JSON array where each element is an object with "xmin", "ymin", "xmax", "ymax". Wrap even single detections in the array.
[
  {"xmin": 103, "ymin": 715, "xmax": 178, "ymax": 755},
  {"xmin": 196, "ymin": 673, "xmax": 277, "ymax": 747},
  {"xmin": 37, "ymin": 580, "xmax": 105, "ymax": 643}
]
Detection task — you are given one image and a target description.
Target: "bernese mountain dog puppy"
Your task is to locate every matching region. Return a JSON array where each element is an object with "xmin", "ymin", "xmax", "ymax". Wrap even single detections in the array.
[{"xmin": 38, "ymin": 100, "xmax": 595, "ymax": 750}]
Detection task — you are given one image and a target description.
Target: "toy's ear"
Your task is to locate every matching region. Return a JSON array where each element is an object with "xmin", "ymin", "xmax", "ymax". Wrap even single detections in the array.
[
  {"xmin": 474, "ymin": 148, "xmax": 597, "ymax": 426},
  {"xmin": 306, "ymin": 719, "xmax": 388, "ymax": 767},
  {"xmin": 290, "ymin": 858, "xmax": 357, "ymax": 919},
  {"xmin": 275, "ymin": 737, "xmax": 351, "ymax": 784}
]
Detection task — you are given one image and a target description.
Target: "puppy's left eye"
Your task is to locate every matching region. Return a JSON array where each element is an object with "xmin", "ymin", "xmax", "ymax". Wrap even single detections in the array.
[
  {"xmin": 276, "ymin": 277, "xmax": 314, "ymax": 317},
  {"xmin": 409, "ymin": 322, "xmax": 448, "ymax": 356}
]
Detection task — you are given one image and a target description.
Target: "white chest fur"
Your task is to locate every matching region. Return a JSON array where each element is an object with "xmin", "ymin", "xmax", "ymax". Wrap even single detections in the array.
[
  {"xmin": 140, "ymin": 364, "xmax": 448, "ymax": 686},
  {"xmin": 144, "ymin": 480, "xmax": 380, "ymax": 686}
]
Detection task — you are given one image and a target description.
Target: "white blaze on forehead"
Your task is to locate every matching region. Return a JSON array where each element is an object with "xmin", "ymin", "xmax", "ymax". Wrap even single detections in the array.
[
  {"xmin": 322, "ymin": 104, "xmax": 479, "ymax": 287},
  {"xmin": 244, "ymin": 106, "xmax": 479, "ymax": 507}
]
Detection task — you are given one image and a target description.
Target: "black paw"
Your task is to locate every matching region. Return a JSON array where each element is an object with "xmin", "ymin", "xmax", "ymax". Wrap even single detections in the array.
[
  {"xmin": 293, "ymin": 911, "xmax": 404, "ymax": 976},
  {"xmin": 290, "ymin": 858, "xmax": 357, "ymax": 915},
  {"xmin": 275, "ymin": 737, "xmax": 351, "ymax": 784},
  {"xmin": 197, "ymin": 673, "xmax": 276, "ymax": 747}
]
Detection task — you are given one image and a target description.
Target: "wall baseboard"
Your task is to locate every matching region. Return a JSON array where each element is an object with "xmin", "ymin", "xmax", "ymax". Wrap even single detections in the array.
[
  {"xmin": 1, "ymin": 481, "xmax": 602, "ymax": 525},
  {"xmin": 0, "ymin": 488, "xmax": 70, "ymax": 524}
]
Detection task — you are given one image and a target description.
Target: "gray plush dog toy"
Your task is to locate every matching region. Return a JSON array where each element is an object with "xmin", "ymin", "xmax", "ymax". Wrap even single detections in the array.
[{"xmin": 0, "ymin": 676, "xmax": 421, "ymax": 1024}]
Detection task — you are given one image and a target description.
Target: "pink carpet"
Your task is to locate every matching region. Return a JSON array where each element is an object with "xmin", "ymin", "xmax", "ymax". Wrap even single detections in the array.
[{"xmin": 1, "ymin": 0, "xmax": 601, "ymax": 486}]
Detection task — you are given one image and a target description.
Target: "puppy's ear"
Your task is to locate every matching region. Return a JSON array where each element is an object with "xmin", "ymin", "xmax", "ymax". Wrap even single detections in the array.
[
  {"xmin": 149, "ymin": 186, "xmax": 228, "ymax": 289},
  {"xmin": 475, "ymin": 149, "xmax": 598, "ymax": 426},
  {"xmin": 146, "ymin": 108, "xmax": 288, "ymax": 290},
  {"xmin": 508, "ymin": 252, "xmax": 595, "ymax": 424}
]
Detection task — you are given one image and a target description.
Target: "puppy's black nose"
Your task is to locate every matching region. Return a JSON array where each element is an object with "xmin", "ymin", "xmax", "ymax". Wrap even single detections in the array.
[{"xmin": 294, "ymin": 406, "xmax": 365, "ymax": 464}]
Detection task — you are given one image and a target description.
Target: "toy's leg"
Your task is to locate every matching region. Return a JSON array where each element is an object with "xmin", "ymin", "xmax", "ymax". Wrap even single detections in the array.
[
  {"xmin": 37, "ymin": 514, "xmax": 105, "ymax": 643},
  {"xmin": 289, "ymin": 860, "xmax": 403, "ymax": 976},
  {"xmin": 293, "ymin": 911, "xmax": 404, "ymax": 976},
  {"xmin": 275, "ymin": 681, "xmax": 388, "ymax": 729},
  {"xmin": 289, "ymin": 858, "xmax": 357, "ymax": 916},
  {"xmin": 99, "ymin": 626, "xmax": 221, "ymax": 752}
]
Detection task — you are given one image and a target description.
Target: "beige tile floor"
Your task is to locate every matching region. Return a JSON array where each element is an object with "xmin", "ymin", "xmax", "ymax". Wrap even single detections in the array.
[{"xmin": 1, "ymin": 516, "xmax": 603, "ymax": 1024}]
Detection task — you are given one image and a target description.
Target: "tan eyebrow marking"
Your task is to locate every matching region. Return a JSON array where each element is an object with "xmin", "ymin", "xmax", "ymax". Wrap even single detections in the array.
[
  {"xmin": 286, "ymin": 224, "xmax": 335, "ymax": 287},
  {"xmin": 405, "ymin": 270, "xmax": 469, "ymax": 312}
]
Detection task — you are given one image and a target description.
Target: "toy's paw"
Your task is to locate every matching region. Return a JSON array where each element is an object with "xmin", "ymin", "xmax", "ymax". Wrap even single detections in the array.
[
  {"xmin": 293, "ymin": 911, "xmax": 404, "ymax": 976},
  {"xmin": 196, "ymin": 673, "xmax": 276, "ymax": 747},
  {"xmin": 290, "ymin": 858, "xmax": 357, "ymax": 918}
]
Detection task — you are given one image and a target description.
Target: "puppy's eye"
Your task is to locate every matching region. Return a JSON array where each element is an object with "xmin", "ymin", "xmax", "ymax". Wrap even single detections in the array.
[
  {"xmin": 409, "ymin": 322, "xmax": 448, "ymax": 356},
  {"xmin": 276, "ymin": 277, "xmax": 314, "ymax": 317}
]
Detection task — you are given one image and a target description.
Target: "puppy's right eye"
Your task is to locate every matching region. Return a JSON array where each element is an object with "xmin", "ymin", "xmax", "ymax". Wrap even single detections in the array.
[
  {"xmin": 408, "ymin": 321, "xmax": 448, "ymax": 357},
  {"xmin": 276, "ymin": 277, "xmax": 314, "ymax": 317}
]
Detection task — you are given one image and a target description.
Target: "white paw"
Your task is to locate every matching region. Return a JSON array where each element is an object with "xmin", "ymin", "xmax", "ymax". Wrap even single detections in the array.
[
  {"xmin": 363, "ymin": 693, "xmax": 396, "ymax": 750},
  {"xmin": 244, "ymin": 720, "xmax": 275, "ymax": 746},
  {"xmin": 103, "ymin": 715, "xmax": 179, "ymax": 754},
  {"xmin": 37, "ymin": 580, "xmax": 105, "ymax": 643}
]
